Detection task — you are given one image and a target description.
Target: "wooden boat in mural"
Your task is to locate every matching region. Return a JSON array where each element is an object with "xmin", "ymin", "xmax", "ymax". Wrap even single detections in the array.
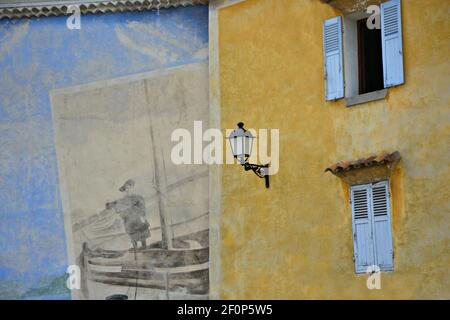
[
  {"xmin": 80, "ymin": 229, "xmax": 209, "ymax": 295},
  {"xmin": 82, "ymin": 246, "xmax": 209, "ymax": 295}
]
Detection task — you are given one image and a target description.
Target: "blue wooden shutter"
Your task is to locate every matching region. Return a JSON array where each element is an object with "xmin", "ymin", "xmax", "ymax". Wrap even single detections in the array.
[
  {"xmin": 370, "ymin": 181, "xmax": 394, "ymax": 271},
  {"xmin": 323, "ymin": 16, "xmax": 344, "ymax": 100},
  {"xmin": 351, "ymin": 184, "xmax": 375, "ymax": 273},
  {"xmin": 381, "ymin": 0, "xmax": 404, "ymax": 87}
]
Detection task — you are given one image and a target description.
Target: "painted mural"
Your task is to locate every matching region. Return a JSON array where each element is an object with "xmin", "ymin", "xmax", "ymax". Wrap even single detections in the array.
[
  {"xmin": 50, "ymin": 63, "xmax": 209, "ymax": 299},
  {"xmin": 0, "ymin": 6, "xmax": 208, "ymax": 299}
]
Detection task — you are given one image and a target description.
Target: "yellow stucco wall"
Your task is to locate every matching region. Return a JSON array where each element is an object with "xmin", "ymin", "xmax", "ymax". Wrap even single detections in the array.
[{"xmin": 217, "ymin": 0, "xmax": 450, "ymax": 299}]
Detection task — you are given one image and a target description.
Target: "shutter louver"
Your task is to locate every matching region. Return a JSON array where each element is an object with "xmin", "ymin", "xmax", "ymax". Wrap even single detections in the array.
[
  {"xmin": 353, "ymin": 189, "xmax": 370, "ymax": 220},
  {"xmin": 323, "ymin": 16, "xmax": 344, "ymax": 101},
  {"xmin": 372, "ymin": 183, "xmax": 389, "ymax": 217},
  {"xmin": 381, "ymin": 0, "xmax": 404, "ymax": 87}
]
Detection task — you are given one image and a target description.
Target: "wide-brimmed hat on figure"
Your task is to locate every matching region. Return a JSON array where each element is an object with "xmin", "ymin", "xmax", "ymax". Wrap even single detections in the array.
[{"xmin": 119, "ymin": 179, "xmax": 135, "ymax": 192}]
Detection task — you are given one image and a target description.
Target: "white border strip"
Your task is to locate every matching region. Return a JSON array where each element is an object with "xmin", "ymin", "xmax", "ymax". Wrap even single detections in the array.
[{"xmin": 208, "ymin": 0, "xmax": 246, "ymax": 300}]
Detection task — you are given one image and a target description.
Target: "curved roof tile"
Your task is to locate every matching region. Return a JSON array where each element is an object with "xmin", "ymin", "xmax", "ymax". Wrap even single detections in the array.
[{"xmin": 0, "ymin": 0, "xmax": 209, "ymax": 19}]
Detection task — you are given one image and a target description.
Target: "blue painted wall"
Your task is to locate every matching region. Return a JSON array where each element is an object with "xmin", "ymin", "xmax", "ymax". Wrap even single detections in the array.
[{"xmin": 0, "ymin": 6, "xmax": 208, "ymax": 299}]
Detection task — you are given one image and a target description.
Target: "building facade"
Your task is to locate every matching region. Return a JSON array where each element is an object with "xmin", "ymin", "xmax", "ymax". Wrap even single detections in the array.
[
  {"xmin": 210, "ymin": 0, "xmax": 449, "ymax": 299},
  {"xmin": 0, "ymin": 0, "xmax": 448, "ymax": 300}
]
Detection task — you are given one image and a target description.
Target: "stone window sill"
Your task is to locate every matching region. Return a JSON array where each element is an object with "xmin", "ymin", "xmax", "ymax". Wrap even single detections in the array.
[{"xmin": 345, "ymin": 89, "xmax": 388, "ymax": 107}]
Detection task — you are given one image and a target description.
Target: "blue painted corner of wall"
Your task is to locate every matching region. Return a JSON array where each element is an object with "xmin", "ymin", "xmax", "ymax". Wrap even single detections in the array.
[{"xmin": 0, "ymin": 5, "xmax": 208, "ymax": 299}]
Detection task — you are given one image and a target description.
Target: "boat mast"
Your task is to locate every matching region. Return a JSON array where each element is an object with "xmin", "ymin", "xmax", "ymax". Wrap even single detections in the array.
[{"xmin": 144, "ymin": 81, "xmax": 173, "ymax": 250}]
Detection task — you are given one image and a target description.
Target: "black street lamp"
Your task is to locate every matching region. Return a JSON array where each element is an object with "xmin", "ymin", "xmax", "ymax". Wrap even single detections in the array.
[{"xmin": 227, "ymin": 122, "xmax": 270, "ymax": 188}]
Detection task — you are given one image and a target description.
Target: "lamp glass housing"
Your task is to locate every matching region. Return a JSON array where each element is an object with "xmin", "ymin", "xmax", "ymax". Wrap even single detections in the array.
[{"xmin": 228, "ymin": 124, "xmax": 254, "ymax": 163}]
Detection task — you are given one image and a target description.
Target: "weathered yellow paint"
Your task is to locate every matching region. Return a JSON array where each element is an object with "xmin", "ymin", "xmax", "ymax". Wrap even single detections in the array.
[{"xmin": 217, "ymin": 0, "xmax": 450, "ymax": 299}]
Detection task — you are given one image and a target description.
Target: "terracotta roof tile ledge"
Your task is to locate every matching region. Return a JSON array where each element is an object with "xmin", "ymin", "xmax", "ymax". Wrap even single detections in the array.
[{"xmin": 325, "ymin": 151, "xmax": 401, "ymax": 175}]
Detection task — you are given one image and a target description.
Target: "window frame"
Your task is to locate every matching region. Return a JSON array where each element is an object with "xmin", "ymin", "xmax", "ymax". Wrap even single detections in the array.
[
  {"xmin": 323, "ymin": 0, "xmax": 405, "ymax": 106},
  {"xmin": 343, "ymin": 11, "xmax": 387, "ymax": 106}
]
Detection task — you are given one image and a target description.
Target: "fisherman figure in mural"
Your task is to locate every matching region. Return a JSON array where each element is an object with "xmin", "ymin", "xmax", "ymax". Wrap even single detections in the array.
[{"xmin": 106, "ymin": 180, "xmax": 150, "ymax": 249}]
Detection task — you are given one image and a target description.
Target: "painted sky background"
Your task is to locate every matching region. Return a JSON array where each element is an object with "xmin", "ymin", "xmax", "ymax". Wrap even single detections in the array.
[{"xmin": 0, "ymin": 6, "xmax": 208, "ymax": 299}]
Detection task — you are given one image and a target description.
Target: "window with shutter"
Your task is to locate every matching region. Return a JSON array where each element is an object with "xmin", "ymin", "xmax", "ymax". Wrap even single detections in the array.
[
  {"xmin": 323, "ymin": 16, "xmax": 344, "ymax": 101},
  {"xmin": 351, "ymin": 181, "xmax": 394, "ymax": 273},
  {"xmin": 381, "ymin": 0, "xmax": 404, "ymax": 87},
  {"xmin": 324, "ymin": 0, "xmax": 404, "ymax": 104}
]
